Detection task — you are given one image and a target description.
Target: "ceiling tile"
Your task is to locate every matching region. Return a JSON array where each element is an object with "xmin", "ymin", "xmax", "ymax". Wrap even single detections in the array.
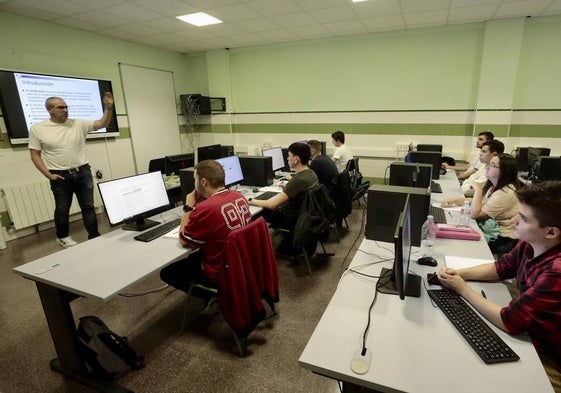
[
  {"xmin": 205, "ymin": 3, "xmax": 262, "ymax": 22},
  {"xmin": 400, "ymin": 0, "xmax": 451, "ymax": 14},
  {"xmin": 64, "ymin": 10, "xmax": 132, "ymax": 28},
  {"xmin": 448, "ymin": 4, "xmax": 498, "ymax": 23},
  {"xmin": 245, "ymin": 0, "xmax": 302, "ymax": 17},
  {"xmin": 289, "ymin": 23, "xmax": 331, "ymax": 38},
  {"xmin": 403, "ymin": 9, "xmax": 449, "ymax": 28},
  {"xmin": 8, "ymin": 0, "xmax": 90, "ymax": 15},
  {"xmin": 258, "ymin": 28, "xmax": 299, "ymax": 41},
  {"xmin": 361, "ymin": 14, "xmax": 405, "ymax": 32},
  {"xmin": 297, "ymin": 0, "xmax": 348, "ymax": 11},
  {"xmin": 495, "ymin": 0, "xmax": 554, "ymax": 18},
  {"xmin": 99, "ymin": 3, "xmax": 162, "ymax": 22},
  {"xmin": 233, "ymin": 18, "xmax": 282, "ymax": 32},
  {"xmin": 352, "ymin": 0, "xmax": 402, "ymax": 18},
  {"xmin": 270, "ymin": 12, "xmax": 319, "ymax": 28},
  {"xmin": 128, "ymin": 0, "xmax": 197, "ymax": 16},
  {"xmin": 323, "ymin": 20, "xmax": 369, "ymax": 36},
  {"xmin": 308, "ymin": 5, "xmax": 358, "ymax": 24},
  {"xmin": 143, "ymin": 17, "xmax": 197, "ymax": 33},
  {"xmin": 0, "ymin": 2, "xmax": 68, "ymax": 20}
]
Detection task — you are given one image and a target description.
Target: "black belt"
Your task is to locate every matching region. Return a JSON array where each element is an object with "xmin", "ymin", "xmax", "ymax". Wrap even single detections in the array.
[{"xmin": 51, "ymin": 164, "xmax": 89, "ymax": 174}]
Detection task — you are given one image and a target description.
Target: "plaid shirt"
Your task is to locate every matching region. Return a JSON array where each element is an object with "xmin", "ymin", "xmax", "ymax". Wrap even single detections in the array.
[{"xmin": 496, "ymin": 241, "xmax": 561, "ymax": 366}]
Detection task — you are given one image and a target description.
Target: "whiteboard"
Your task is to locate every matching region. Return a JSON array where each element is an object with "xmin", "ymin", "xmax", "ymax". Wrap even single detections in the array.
[{"xmin": 119, "ymin": 64, "xmax": 181, "ymax": 174}]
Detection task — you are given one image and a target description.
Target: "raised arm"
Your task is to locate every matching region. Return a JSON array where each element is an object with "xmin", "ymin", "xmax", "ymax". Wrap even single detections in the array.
[{"xmin": 93, "ymin": 92, "xmax": 114, "ymax": 130}]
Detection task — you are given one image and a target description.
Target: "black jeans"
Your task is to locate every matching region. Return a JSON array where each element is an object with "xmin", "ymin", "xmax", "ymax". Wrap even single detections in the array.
[
  {"xmin": 49, "ymin": 164, "xmax": 99, "ymax": 239},
  {"xmin": 159, "ymin": 253, "xmax": 213, "ymax": 294},
  {"xmin": 488, "ymin": 236, "xmax": 518, "ymax": 255}
]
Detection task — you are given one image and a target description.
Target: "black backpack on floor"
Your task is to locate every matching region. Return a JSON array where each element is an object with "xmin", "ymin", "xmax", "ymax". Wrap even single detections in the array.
[{"xmin": 76, "ymin": 315, "xmax": 145, "ymax": 380}]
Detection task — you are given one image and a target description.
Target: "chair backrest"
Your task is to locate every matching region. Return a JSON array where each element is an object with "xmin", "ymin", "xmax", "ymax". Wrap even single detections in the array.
[
  {"xmin": 334, "ymin": 171, "xmax": 353, "ymax": 219},
  {"xmin": 219, "ymin": 216, "xmax": 279, "ymax": 337},
  {"xmin": 345, "ymin": 158, "xmax": 356, "ymax": 172}
]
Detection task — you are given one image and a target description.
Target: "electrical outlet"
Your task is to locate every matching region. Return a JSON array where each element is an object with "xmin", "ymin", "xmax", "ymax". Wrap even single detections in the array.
[{"xmin": 397, "ymin": 144, "xmax": 408, "ymax": 152}]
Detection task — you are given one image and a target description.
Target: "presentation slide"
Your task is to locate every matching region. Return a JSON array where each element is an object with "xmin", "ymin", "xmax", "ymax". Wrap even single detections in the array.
[{"xmin": 14, "ymin": 72, "xmax": 105, "ymax": 133}]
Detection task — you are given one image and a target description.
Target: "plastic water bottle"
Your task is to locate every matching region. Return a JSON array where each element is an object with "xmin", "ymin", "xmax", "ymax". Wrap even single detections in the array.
[
  {"xmin": 420, "ymin": 215, "xmax": 437, "ymax": 258},
  {"xmin": 459, "ymin": 200, "xmax": 471, "ymax": 227}
]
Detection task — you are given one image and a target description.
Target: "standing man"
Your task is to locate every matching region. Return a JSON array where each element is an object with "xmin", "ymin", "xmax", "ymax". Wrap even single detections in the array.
[
  {"xmin": 331, "ymin": 130, "xmax": 353, "ymax": 173},
  {"xmin": 160, "ymin": 160, "xmax": 251, "ymax": 291},
  {"xmin": 307, "ymin": 139, "xmax": 338, "ymax": 195},
  {"xmin": 443, "ymin": 131, "xmax": 494, "ymax": 180},
  {"xmin": 28, "ymin": 93, "xmax": 114, "ymax": 248}
]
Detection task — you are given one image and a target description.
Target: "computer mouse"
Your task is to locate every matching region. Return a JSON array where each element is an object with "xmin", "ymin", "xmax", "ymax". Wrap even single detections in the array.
[
  {"xmin": 417, "ymin": 256, "xmax": 438, "ymax": 267},
  {"xmin": 252, "ymin": 188, "xmax": 259, "ymax": 193}
]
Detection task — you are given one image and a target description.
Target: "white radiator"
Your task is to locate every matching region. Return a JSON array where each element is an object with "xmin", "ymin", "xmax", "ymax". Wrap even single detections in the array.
[{"xmin": 1, "ymin": 182, "xmax": 101, "ymax": 230}]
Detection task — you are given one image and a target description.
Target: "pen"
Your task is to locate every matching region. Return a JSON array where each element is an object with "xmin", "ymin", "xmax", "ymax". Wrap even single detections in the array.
[
  {"xmin": 448, "ymin": 211, "xmax": 453, "ymax": 218},
  {"xmin": 481, "ymin": 290, "xmax": 487, "ymax": 298}
]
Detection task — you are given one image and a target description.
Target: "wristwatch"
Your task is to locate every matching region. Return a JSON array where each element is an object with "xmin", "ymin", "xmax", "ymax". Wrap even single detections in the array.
[{"xmin": 183, "ymin": 204, "xmax": 193, "ymax": 213}]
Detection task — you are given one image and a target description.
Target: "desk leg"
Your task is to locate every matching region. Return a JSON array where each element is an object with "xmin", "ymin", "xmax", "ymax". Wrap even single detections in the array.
[{"xmin": 36, "ymin": 282, "xmax": 135, "ymax": 393}]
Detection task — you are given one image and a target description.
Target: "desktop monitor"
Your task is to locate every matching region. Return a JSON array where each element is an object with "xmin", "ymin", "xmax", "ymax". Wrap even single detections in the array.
[
  {"xmin": 389, "ymin": 162, "xmax": 433, "ymax": 189},
  {"xmin": 98, "ymin": 172, "xmax": 171, "ymax": 231},
  {"xmin": 148, "ymin": 158, "xmax": 165, "ymax": 174},
  {"xmin": 527, "ymin": 147, "xmax": 551, "ymax": 178},
  {"xmin": 365, "ymin": 184, "xmax": 430, "ymax": 247},
  {"xmin": 164, "ymin": 153, "xmax": 195, "ymax": 176},
  {"xmin": 536, "ymin": 156, "xmax": 561, "ymax": 181},
  {"xmin": 408, "ymin": 151, "xmax": 442, "ymax": 180},
  {"xmin": 215, "ymin": 155, "xmax": 244, "ymax": 187},
  {"xmin": 262, "ymin": 146, "xmax": 285, "ymax": 172},
  {"xmin": 375, "ymin": 195, "xmax": 421, "ymax": 298},
  {"xmin": 197, "ymin": 144, "xmax": 222, "ymax": 162},
  {"xmin": 219, "ymin": 145, "xmax": 234, "ymax": 158},
  {"xmin": 416, "ymin": 144, "xmax": 443, "ymax": 152}
]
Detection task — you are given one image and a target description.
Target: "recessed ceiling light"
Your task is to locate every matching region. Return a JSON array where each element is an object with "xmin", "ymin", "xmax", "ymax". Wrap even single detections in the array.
[
  {"xmin": 176, "ymin": 12, "xmax": 222, "ymax": 27},
  {"xmin": 352, "ymin": 0, "xmax": 369, "ymax": 3}
]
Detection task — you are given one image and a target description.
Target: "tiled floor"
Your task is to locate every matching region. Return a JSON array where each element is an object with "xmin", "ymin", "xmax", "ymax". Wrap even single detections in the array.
[{"xmin": 0, "ymin": 206, "xmax": 366, "ymax": 393}]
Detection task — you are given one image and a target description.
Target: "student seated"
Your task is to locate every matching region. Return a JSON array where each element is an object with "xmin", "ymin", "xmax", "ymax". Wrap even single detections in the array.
[
  {"xmin": 250, "ymin": 142, "xmax": 319, "ymax": 252},
  {"xmin": 442, "ymin": 154, "xmax": 522, "ymax": 254},
  {"xmin": 461, "ymin": 139, "xmax": 504, "ymax": 196},
  {"xmin": 443, "ymin": 131, "xmax": 494, "ymax": 180},
  {"xmin": 438, "ymin": 180, "xmax": 561, "ymax": 393},
  {"xmin": 331, "ymin": 130, "xmax": 353, "ymax": 173}
]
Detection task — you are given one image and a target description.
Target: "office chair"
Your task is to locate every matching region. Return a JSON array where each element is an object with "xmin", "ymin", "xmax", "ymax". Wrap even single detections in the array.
[
  {"xmin": 351, "ymin": 181, "xmax": 370, "ymax": 207},
  {"xmin": 276, "ymin": 185, "xmax": 336, "ymax": 275},
  {"xmin": 181, "ymin": 217, "xmax": 279, "ymax": 356},
  {"xmin": 333, "ymin": 171, "xmax": 353, "ymax": 229}
]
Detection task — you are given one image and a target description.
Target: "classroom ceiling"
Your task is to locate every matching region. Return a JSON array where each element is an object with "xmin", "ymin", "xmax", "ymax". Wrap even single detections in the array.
[{"xmin": 2, "ymin": 0, "xmax": 561, "ymax": 54}]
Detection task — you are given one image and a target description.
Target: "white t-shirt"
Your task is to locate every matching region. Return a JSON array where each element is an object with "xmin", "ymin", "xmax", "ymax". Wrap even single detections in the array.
[
  {"xmin": 461, "ymin": 164, "xmax": 488, "ymax": 194},
  {"xmin": 333, "ymin": 144, "xmax": 353, "ymax": 173},
  {"xmin": 28, "ymin": 119, "xmax": 94, "ymax": 170}
]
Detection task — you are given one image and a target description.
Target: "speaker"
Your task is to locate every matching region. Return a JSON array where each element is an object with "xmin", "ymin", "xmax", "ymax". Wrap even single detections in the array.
[
  {"xmin": 365, "ymin": 185, "xmax": 430, "ymax": 247},
  {"xmin": 389, "ymin": 162, "xmax": 433, "ymax": 189},
  {"xmin": 181, "ymin": 94, "xmax": 211, "ymax": 115},
  {"xmin": 239, "ymin": 156, "xmax": 274, "ymax": 187},
  {"xmin": 179, "ymin": 167, "xmax": 196, "ymax": 205}
]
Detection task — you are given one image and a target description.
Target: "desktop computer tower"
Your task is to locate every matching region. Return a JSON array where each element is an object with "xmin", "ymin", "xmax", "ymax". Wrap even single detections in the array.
[
  {"xmin": 179, "ymin": 168, "xmax": 196, "ymax": 205},
  {"xmin": 365, "ymin": 185, "xmax": 430, "ymax": 247},
  {"xmin": 389, "ymin": 162, "xmax": 433, "ymax": 189},
  {"xmin": 239, "ymin": 156, "xmax": 274, "ymax": 187},
  {"xmin": 219, "ymin": 145, "xmax": 234, "ymax": 158}
]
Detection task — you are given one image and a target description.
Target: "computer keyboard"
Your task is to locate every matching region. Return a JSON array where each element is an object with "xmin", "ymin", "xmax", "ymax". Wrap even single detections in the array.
[
  {"xmin": 134, "ymin": 218, "xmax": 181, "ymax": 242},
  {"xmin": 430, "ymin": 181, "xmax": 443, "ymax": 193},
  {"xmin": 254, "ymin": 191, "xmax": 279, "ymax": 200},
  {"xmin": 429, "ymin": 205, "xmax": 447, "ymax": 224},
  {"xmin": 428, "ymin": 288, "xmax": 520, "ymax": 364}
]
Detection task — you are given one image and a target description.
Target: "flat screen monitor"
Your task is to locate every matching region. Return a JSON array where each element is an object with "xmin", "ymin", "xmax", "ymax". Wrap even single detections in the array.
[
  {"xmin": 164, "ymin": 153, "xmax": 195, "ymax": 176},
  {"xmin": 389, "ymin": 162, "xmax": 432, "ymax": 189},
  {"xmin": 408, "ymin": 151, "xmax": 442, "ymax": 180},
  {"xmin": 98, "ymin": 172, "xmax": 171, "ymax": 231},
  {"xmin": 197, "ymin": 144, "xmax": 222, "ymax": 162},
  {"xmin": 0, "ymin": 69, "xmax": 119, "ymax": 145},
  {"xmin": 536, "ymin": 156, "xmax": 561, "ymax": 181},
  {"xmin": 416, "ymin": 144, "xmax": 443, "ymax": 152},
  {"xmin": 262, "ymin": 146, "xmax": 285, "ymax": 172},
  {"xmin": 148, "ymin": 158, "xmax": 165, "ymax": 174},
  {"xmin": 376, "ymin": 194, "xmax": 421, "ymax": 299},
  {"xmin": 215, "ymin": 155, "xmax": 244, "ymax": 187},
  {"xmin": 527, "ymin": 147, "xmax": 551, "ymax": 178}
]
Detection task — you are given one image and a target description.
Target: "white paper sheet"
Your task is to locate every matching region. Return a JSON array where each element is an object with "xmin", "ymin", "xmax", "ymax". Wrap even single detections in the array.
[{"xmin": 445, "ymin": 255, "xmax": 491, "ymax": 269}]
